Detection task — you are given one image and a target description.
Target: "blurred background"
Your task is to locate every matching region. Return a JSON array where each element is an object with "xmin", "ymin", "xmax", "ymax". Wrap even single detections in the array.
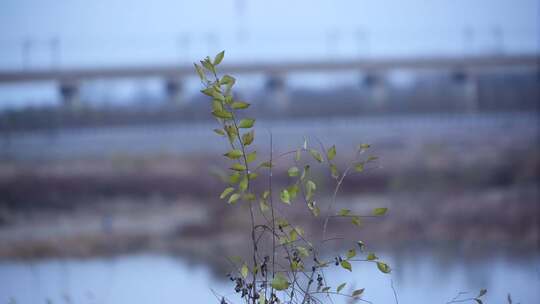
[{"xmin": 0, "ymin": 0, "xmax": 539, "ymax": 303}]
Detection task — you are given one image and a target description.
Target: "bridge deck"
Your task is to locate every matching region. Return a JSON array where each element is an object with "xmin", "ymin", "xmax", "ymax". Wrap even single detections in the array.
[{"xmin": 0, "ymin": 54, "xmax": 538, "ymax": 83}]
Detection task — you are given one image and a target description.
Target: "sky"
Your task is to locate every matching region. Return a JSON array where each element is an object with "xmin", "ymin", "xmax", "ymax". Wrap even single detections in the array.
[
  {"xmin": 0, "ymin": 0, "xmax": 538, "ymax": 68},
  {"xmin": 0, "ymin": 0, "xmax": 538, "ymax": 106}
]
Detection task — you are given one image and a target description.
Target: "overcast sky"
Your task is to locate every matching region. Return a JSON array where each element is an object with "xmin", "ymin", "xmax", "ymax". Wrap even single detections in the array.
[{"xmin": 1, "ymin": 0, "xmax": 538, "ymax": 68}]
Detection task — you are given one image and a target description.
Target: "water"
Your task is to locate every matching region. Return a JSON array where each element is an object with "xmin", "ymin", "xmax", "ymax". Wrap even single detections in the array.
[
  {"xmin": 2, "ymin": 112, "xmax": 538, "ymax": 161},
  {"xmin": 1, "ymin": 250, "xmax": 539, "ymax": 304}
]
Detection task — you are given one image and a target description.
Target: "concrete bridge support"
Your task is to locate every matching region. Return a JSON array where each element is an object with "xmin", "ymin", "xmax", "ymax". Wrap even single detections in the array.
[
  {"xmin": 265, "ymin": 74, "xmax": 289, "ymax": 109},
  {"xmin": 164, "ymin": 77, "xmax": 183, "ymax": 105},
  {"xmin": 361, "ymin": 72, "xmax": 388, "ymax": 110},
  {"xmin": 451, "ymin": 70, "xmax": 479, "ymax": 112},
  {"xmin": 59, "ymin": 81, "xmax": 80, "ymax": 107}
]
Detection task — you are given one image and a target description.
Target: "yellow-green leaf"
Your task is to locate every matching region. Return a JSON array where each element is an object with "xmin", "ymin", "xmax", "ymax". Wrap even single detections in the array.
[
  {"xmin": 354, "ymin": 162, "xmax": 364, "ymax": 172},
  {"xmin": 367, "ymin": 253, "xmax": 378, "ymax": 260},
  {"xmin": 340, "ymin": 260, "xmax": 352, "ymax": 272},
  {"xmin": 337, "ymin": 282, "xmax": 346, "ymax": 293},
  {"xmin": 241, "ymin": 263, "xmax": 248, "ymax": 278},
  {"xmin": 231, "ymin": 101, "xmax": 250, "ymax": 109},
  {"xmin": 288, "ymin": 166, "xmax": 299, "ymax": 177},
  {"xmin": 351, "ymin": 216, "xmax": 361, "ymax": 227},
  {"xmin": 246, "ymin": 151, "xmax": 257, "ymax": 163},
  {"xmin": 376, "ymin": 262, "xmax": 391, "ymax": 274},
  {"xmin": 212, "ymin": 110, "xmax": 232, "ymax": 119},
  {"xmin": 242, "ymin": 130, "xmax": 254, "ymax": 146},
  {"xmin": 338, "ymin": 209, "xmax": 351, "ymax": 216},
  {"xmin": 214, "ymin": 50, "xmax": 225, "ymax": 65},
  {"xmin": 259, "ymin": 200, "xmax": 269, "ymax": 212},
  {"xmin": 271, "ymin": 274, "xmax": 290, "ymax": 291},
  {"xmin": 220, "ymin": 187, "xmax": 235, "ymax": 199},
  {"xmin": 213, "ymin": 128, "xmax": 225, "ymax": 136},
  {"xmin": 330, "ymin": 163, "xmax": 339, "ymax": 179},
  {"xmin": 309, "ymin": 149, "xmax": 323, "ymax": 163},
  {"xmin": 373, "ymin": 208, "xmax": 388, "ymax": 216},
  {"xmin": 346, "ymin": 249, "xmax": 356, "ymax": 259},
  {"xmin": 280, "ymin": 189, "xmax": 291, "ymax": 204},
  {"xmin": 327, "ymin": 145, "xmax": 336, "ymax": 161},
  {"xmin": 228, "ymin": 193, "xmax": 241, "ymax": 204},
  {"xmin": 352, "ymin": 288, "xmax": 365, "ymax": 297},
  {"xmin": 231, "ymin": 163, "xmax": 247, "ymax": 171},
  {"xmin": 224, "ymin": 149, "xmax": 243, "ymax": 159},
  {"xmin": 238, "ymin": 118, "xmax": 255, "ymax": 128}
]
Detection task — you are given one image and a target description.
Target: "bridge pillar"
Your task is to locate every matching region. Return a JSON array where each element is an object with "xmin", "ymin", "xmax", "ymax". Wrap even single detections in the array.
[
  {"xmin": 265, "ymin": 74, "xmax": 288, "ymax": 109},
  {"xmin": 451, "ymin": 70, "xmax": 479, "ymax": 112},
  {"xmin": 361, "ymin": 72, "xmax": 388, "ymax": 110},
  {"xmin": 59, "ymin": 81, "xmax": 80, "ymax": 107},
  {"xmin": 164, "ymin": 77, "xmax": 183, "ymax": 105}
]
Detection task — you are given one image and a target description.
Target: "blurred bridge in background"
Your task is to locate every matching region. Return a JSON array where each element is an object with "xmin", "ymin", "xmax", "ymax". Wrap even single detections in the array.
[{"xmin": 0, "ymin": 54, "xmax": 538, "ymax": 107}]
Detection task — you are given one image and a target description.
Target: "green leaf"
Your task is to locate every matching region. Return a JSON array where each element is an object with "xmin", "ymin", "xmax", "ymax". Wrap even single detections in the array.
[
  {"xmin": 327, "ymin": 145, "xmax": 336, "ymax": 161},
  {"xmin": 213, "ymin": 128, "xmax": 225, "ymax": 136},
  {"xmin": 259, "ymin": 161, "xmax": 272, "ymax": 168},
  {"xmin": 340, "ymin": 260, "xmax": 352, "ymax": 272},
  {"xmin": 230, "ymin": 163, "xmax": 247, "ymax": 171},
  {"xmin": 336, "ymin": 283, "xmax": 346, "ymax": 293},
  {"xmin": 231, "ymin": 101, "xmax": 250, "ymax": 109},
  {"xmin": 358, "ymin": 143, "xmax": 371, "ymax": 150},
  {"xmin": 280, "ymin": 189, "xmax": 291, "ymax": 204},
  {"xmin": 287, "ymin": 166, "xmax": 299, "ymax": 177},
  {"xmin": 194, "ymin": 63, "xmax": 206, "ymax": 82},
  {"xmin": 220, "ymin": 74, "xmax": 235, "ymax": 87},
  {"xmin": 214, "ymin": 50, "xmax": 225, "ymax": 65},
  {"xmin": 373, "ymin": 208, "xmax": 388, "ymax": 216},
  {"xmin": 351, "ymin": 216, "xmax": 361, "ymax": 227},
  {"xmin": 212, "ymin": 110, "xmax": 232, "ymax": 119},
  {"xmin": 224, "ymin": 149, "xmax": 243, "ymax": 159},
  {"xmin": 376, "ymin": 262, "xmax": 391, "ymax": 274},
  {"xmin": 322, "ymin": 286, "xmax": 331, "ymax": 292},
  {"xmin": 246, "ymin": 151, "xmax": 257, "ymax": 163},
  {"xmin": 228, "ymin": 193, "xmax": 240, "ymax": 204},
  {"xmin": 287, "ymin": 184, "xmax": 299, "ymax": 200},
  {"xmin": 346, "ymin": 249, "xmax": 356, "ymax": 259},
  {"xmin": 367, "ymin": 155, "xmax": 378, "ymax": 162},
  {"xmin": 354, "ymin": 162, "xmax": 365, "ymax": 172},
  {"xmin": 295, "ymin": 149, "xmax": 301, "ymax": 162},
  {"xmin": 239, "ymin": 175, "xmax": 248, "ymax": 192},
  {"xmin": 309, "ymin": 149, "xmax": 323, "ymax": 163},
  {"xmin": 367, "ymin": 253, "xmax": 378, "ymax": 260},
  {"xmin": 352, "ymin": 288, "xmax": 365, "ymax": 297},
  {"xmin": 201, "ymin": 57, "xmax": 214, "ymax": 72},
  {"xmin": 271, "ymin": 274, "xmax": 290, "ymax": 291},
  {"xmin": 238, "ymin": 118, "xmax": 255, "ymax": 128},
  {"xmin": 242, "ymin": 130, "xmax": 255, "ymax": 146},
  {"xmin": 259, "ymin": 199, "xmax": 269, "ymax": 212},
  {"xmin": 243, "ymin": 193, "xmax": 256, "ymax": 201},
  {"xmin": 229, "ymin": 172, "xmax": 241, "ymax": 184},
  {"xmin": 259, "ymin": 297, "xmax": 266, "ymax": 304},
  {"xmin": 201, "ymin": 87, "xmax": 216, "ymax": 97},
  {"xmin": 338, "ymin": 209, "xmax": 351, "ymax": 216},
  {"xmin": 262, "ymin": 190, "xmax": 270, "ymax": 200},
  {"xmin": 329, "ymin": 163, "xmax": 339, "ymax": 179},
  {"xmin": 296, "ymin": 246, "xmax": 309, "ymax": 258},
  {"xmin": 241, "ymin": 263, "xmax": 248, "ymax": 278},
  {"xmin": 305, "ymin": 180, "xmax": 316, "ymax": 200},
  {"xmin": 220, "ymin": 187, "xmax": 235, "ymax": 199}
]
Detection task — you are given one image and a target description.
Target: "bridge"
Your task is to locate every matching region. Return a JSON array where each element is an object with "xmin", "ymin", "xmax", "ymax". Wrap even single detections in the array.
[{"xmin": 0, "ymin": 54, "xmax": 538, "ymax": 106}]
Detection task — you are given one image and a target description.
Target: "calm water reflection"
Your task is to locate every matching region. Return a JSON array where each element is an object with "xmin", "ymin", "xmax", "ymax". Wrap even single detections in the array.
[{"xmin": 1, "ymin": 249, "xmax": 539, "ymax": 304}]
